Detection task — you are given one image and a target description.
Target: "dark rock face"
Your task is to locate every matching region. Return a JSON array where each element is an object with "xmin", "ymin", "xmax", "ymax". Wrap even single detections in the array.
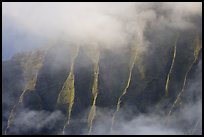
[
  {"xmin": 2, "ymin": 29, "xmax": 202, "ymax": 134},
  {"xmin": 2, "ymin": 59, "xmax": 25, "ymax": 133}
]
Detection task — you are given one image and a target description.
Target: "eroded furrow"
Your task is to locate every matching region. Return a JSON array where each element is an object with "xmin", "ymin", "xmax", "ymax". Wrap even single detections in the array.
[
  {"xmin": 56, "ymin": 46, "xmax": 79, "ymax": 135},
  {"xmin": 87, "ymin": 47, "xmax": 100, "ymax": 135},
  {"xmin": 111, "ymin": 45, "xmax": 138, "ymax": 132},
  {"xmin": 165, "ymin": 36, "xmax": 178, "ymax": 97},
  {"xmin": 5, "ymin": 50, "xmax": 46, "ymax": 135},
  {"xmin": 166, "ymin": 35, "xmax": 202, "ymax": 121}
]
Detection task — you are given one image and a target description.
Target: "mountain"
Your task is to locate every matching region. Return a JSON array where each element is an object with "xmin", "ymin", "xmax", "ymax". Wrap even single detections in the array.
[{"xmin": 2, "ymin": 30, "xmax": 202, "ymax": 135}]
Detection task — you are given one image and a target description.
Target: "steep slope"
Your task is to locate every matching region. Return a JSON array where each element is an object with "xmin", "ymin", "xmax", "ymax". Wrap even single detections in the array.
[{"xmin": 2, "ymin": 30, "xmax": 202, "ymax": 135}]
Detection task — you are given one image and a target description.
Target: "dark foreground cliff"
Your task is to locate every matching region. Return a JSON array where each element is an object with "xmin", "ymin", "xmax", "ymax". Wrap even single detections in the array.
[{"xmin": 2, "ymin": 30, "xmax": 202, "ymax": 135}]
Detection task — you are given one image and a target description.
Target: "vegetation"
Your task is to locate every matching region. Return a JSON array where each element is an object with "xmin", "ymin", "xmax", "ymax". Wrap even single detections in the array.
[
  {"xmin": 165, "ymin": 35, "xmax": 179, "ymax": 97},
  {"xmin": 5, "ymin": 50, "xmax": 46, "ymax": 135},
  {"xmin": 166, "ymin": 35, "xmax": 202, "ymax": 120},
  {"xmin": 87, "ymin": 44, "xmax": 100, "ymax": 134},
  {"xmin": 111, "ymin": 43, "xmax": 139, "ymax": 131},
  {"xmin": 56, "ymin": 45, "xmax": 79, "ymax": 134}
]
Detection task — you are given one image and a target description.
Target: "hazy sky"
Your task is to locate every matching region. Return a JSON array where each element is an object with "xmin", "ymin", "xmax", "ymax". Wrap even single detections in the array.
[
  {"xmin": 2, "ymin": 16, "xmax": 47, "ymax": 60},
  {"xmin": 2, "ymin": 2, "xmax": 201, "ymax": 60}
]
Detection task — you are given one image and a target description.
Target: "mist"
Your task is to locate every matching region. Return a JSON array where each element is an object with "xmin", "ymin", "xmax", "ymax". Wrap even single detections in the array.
[
  {"xmin": 2, "ymin": 2, "xmax": 202, "ymax": 53},
  {"xmin": 89, "ymin": 59, "xmax": 202, "ymax": 135},
  {"xmin": 2, "ymin": 2, "xmax": 202, "ymax": 135}
]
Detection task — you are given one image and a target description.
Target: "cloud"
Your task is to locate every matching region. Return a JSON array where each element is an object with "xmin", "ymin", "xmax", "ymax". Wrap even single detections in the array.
[
  {"xmin": 2, "ymin": 2, "xmax": 202, "ymax": 135},
  {"xmin": 86, "ymin": 58, "xmax": 202, "ymax": 135},
  {"xmin": 2, "ymin": 2, "xmax": 202, "ymax": 50},
  {"xmin": 8, "ymin": 109, "xmax": 65, "ymax": 134},
  {"xmin": 88, "ymin": 96, "xmax": 201, "ymax": 135}
]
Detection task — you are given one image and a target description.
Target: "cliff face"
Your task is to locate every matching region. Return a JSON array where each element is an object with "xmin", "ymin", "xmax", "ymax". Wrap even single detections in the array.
[{"xmin": 2, "ymin": 30, "xmax": 202, "ymax": 135}]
